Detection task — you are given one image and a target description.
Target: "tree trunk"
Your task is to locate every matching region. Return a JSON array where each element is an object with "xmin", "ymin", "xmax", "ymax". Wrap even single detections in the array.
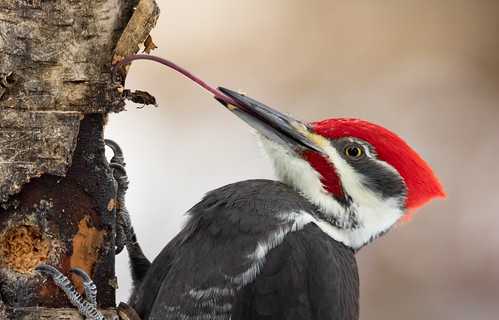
[{"xmin": 0, "ymin": 0, "xmax": 159, "ymax": 318}]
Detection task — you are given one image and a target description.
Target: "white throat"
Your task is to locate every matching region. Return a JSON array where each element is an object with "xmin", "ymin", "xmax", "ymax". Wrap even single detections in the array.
[{"xmin": 256, "ymin": 133, "xmax": 405, "ymax": 250}]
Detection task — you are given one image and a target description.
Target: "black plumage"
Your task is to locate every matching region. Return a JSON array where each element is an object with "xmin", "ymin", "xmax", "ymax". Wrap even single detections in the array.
[
  {"xmin": 129, "ymin": 179, "xmax": 359, "ymax": 320},
  {"xmin": 232, "ymin": 223, "xmax": 358, "ymax": 320}
]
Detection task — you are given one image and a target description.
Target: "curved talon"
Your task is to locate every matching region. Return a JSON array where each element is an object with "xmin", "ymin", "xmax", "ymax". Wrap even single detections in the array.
[
  {"xmin": 69, "ymin": 268, "xmax": 97, "ymax": 307},
  {"xmin": 105, "ymin": 139, "xmax": 126, "ymax": 166},
  {"xmin": 108, "ymin": 163, "xmax": 129, "ymax": 194},
  {"xmin": 36, "ymin": 265, "xmax": 105, "ymax": 320},
  {"xmin": 109, "ymin": 162, "xmax": 127, "ymax": 177},
  {"xmin": 115, "ymin": 224, "xmax": 126, "ymax": 254},
  {"xmin": 106, "ymin": 138, "xmax": 149, "ymax": 278},
  {"xmin": 36, "ymin": 264, "xmax": 62, "ymax": 277},
  {"xmin": 68, "ymin": 268, "xmax": 92, "ymax": 282},
  {"xmin": 103, "ymin": 138, "xmax": 151, "ymax": 284},
  {"xmin": 108, "ymin": 161, "xmax": 131, "ymax": 254}
]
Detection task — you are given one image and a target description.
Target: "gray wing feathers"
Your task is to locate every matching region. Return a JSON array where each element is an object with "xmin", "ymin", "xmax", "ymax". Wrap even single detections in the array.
[{"xmin": 131, "ymin": 180, "xmax": 316, "ymax": 320}]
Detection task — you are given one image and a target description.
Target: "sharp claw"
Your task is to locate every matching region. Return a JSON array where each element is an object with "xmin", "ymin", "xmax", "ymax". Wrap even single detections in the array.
[
  {"xmin": 36, "ymin": 264, "xmax": 105, "ymax": 320},
  {"xmin": 36, "ymin": 264, "xmax": 62, "ymax": 277},
  {"xmin": 109, "ymin": 161, "xmax": 130, "ymax": 255},
  {"xmin": 115, "ymin": 244, "xmax": 124, "ymax": 255},
  {"xmin": 105, "ymin": 139, "xmax": 125, "ymax": 166},
  {"xmin": 106, "ymin": 139, "xmax": 143, "ymax": 266},
  {"xmin": 104, "ymin": 140, "xmax": 151, "ymax": 284},
  {"xmin": 68, "ymin": 268, "xmax": 92, "ymax": 283},
  {"xmin": 109, "ymin": 162, "xmax": 127, "ymax": 177},
  {"xmin": 69, "ymin": 268, "xmax": 97, "ymax": 307},
  {"xmin": 115, "ymin": 223, "xmax": 126, "ymax": 254}
]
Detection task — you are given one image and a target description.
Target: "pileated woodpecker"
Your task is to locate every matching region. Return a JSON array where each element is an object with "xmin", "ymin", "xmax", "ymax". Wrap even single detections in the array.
[
  {"xmin": 37, "ymin": 56, "xmax": 445, "ymax": 320},
  {"xmin": 124, "ymin": 87, "xmax": 445, "ymax": 319}
]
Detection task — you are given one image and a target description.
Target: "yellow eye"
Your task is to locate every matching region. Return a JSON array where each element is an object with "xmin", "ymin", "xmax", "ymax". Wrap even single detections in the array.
[{"xmin": 345, "ymin": 146, "xmax": 362, "ymax": 157}]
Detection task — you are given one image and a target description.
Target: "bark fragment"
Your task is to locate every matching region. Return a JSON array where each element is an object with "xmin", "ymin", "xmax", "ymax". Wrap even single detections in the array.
[{"xmin": 0, "ymin": 110, "xmax": 80, "ymax": 202}]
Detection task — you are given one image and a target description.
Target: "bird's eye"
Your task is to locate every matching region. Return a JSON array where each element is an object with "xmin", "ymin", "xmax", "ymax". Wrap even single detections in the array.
[{"xmin": 345, "ymin": 146, "xmax": 362, "ymax": 157}]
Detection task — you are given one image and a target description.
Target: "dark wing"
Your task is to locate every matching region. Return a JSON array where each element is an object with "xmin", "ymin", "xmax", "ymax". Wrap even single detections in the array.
[
  {"xmin": 231, "ymin": 223, "xmax": 359, "ymax": 320},
  {"xmin": 129, "ymin": 180, "xmax": 316, "ymax": 320}
]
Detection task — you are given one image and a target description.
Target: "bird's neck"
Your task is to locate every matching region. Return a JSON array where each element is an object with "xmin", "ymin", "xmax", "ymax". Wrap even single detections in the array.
[{"xmin": 258, "ymin": 136, "xmax": 405, "ymax": 250}]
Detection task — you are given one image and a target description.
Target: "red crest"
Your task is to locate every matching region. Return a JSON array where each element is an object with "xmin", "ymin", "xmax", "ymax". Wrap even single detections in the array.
[{"xmin": 311, "ymin": 118, "xmax": 446, "ymax": 220}]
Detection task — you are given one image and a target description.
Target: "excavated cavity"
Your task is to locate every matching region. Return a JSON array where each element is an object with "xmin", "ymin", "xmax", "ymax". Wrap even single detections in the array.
[{"xmin": 1, "ymin": 225, "xmax": 50, "ymax": 274}]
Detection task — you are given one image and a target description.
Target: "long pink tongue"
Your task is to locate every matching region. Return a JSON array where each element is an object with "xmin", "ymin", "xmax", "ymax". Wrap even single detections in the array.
[{"xmin": 111, "ymin": 54, "xmax": 243, "ymax": 108}]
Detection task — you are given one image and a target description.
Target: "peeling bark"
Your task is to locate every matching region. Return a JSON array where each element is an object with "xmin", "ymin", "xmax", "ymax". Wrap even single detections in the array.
[
  {"xmin": 0, "ymin": 0, "xmax": 160, "ymax": 318},
  {"xmin": 0, "ymin": 115, "xmax": 117, "ymax": 309},
  {"xmin": 0, "ymin": 110, "xmax": 81, "ymax": 202},
  {"xmin": 0, "ymin": 0, "xmax": 160, "ymax": 202}
]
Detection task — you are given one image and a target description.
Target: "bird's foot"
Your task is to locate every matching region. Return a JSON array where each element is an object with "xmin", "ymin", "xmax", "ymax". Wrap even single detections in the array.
[
  {"xmin": 105, "ymin": 139, "xmax": 150, "ymax": 284},
  {"xmin": 35, "ymin": 264, "xmax": 105, "ymax": 320},
  {"xmin": 105, "ymin": 139, "xmax": 135, "ymax": 254},
  {"xmin": 104, "ymin": 139, "xmax": 126, "ymax": 167}
]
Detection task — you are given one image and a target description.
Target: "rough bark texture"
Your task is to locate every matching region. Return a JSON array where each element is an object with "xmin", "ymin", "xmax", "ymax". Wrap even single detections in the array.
[
  {"xmin": 4, "ymin": 307, "xmax": 120, "ymax": 320},
  {"xmin": 0, "ymin": 0, "xmax": 131, "ymax": 113},
  {"xmin": 0, "ymin": 0, "xmax": 160, "ymax": 318},
  {"xmin": 0, "ymin": 115, "xmax": 116, "ymax": 305},
  {"xmin": 0, "ymin": 115, "xmax": 118, "ymax": 316},
  {"xmin": 0, "ymin": 110, "xmax": 81, "ymax": 201},
  {"xmin": 0, "ymin": 0, "xmax": 133, "ymax": 200}
]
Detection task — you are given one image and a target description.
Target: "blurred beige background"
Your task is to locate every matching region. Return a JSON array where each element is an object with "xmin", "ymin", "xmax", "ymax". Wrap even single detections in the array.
[{"xmin": 105, "ymin": 1, "xmax": 499, "ymax": 319}]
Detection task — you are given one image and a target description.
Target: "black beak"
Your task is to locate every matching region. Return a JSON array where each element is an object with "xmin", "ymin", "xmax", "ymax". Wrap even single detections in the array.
[{"xmin": 215, "ymin": 87, "xmax": 325, "ymax": 156}]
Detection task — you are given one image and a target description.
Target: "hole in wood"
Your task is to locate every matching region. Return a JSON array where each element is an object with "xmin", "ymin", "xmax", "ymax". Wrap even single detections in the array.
[{"xmin": 0, "ymin": 225, "xmax": 50, "ymax": 274}]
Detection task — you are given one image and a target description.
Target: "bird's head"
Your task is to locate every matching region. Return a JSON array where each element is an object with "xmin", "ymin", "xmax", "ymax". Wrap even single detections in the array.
[
  {"xmin": 216, "ymin": 88, "xmax": 446, "ymax": 250},
  {"xmin": 110, "ymin": 55, "xmax": 445, "ymax": 250}
]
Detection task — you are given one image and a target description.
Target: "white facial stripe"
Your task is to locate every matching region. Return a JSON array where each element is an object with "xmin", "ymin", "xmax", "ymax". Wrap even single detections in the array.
[
  {"xmin": 255, "ymin": 132, "xmax": 347, "ymax": 217},
  {"xmin": 323, "ymin": 141, "xmax": 386, "ymax": 209},
  {"xmin": 256, "ymin": 127, "xmax": 406, "ymax": 249},
  {"xmin": 361, "ymin": 143, "xmax": 374, "ymax": 158},
  {"xmin": 291, "ymin": 127, "xmax": 373, "ymax": 203},
  {"xmin": 290, "ymin": 129, "xmax": 383, "ymax": 208}
]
